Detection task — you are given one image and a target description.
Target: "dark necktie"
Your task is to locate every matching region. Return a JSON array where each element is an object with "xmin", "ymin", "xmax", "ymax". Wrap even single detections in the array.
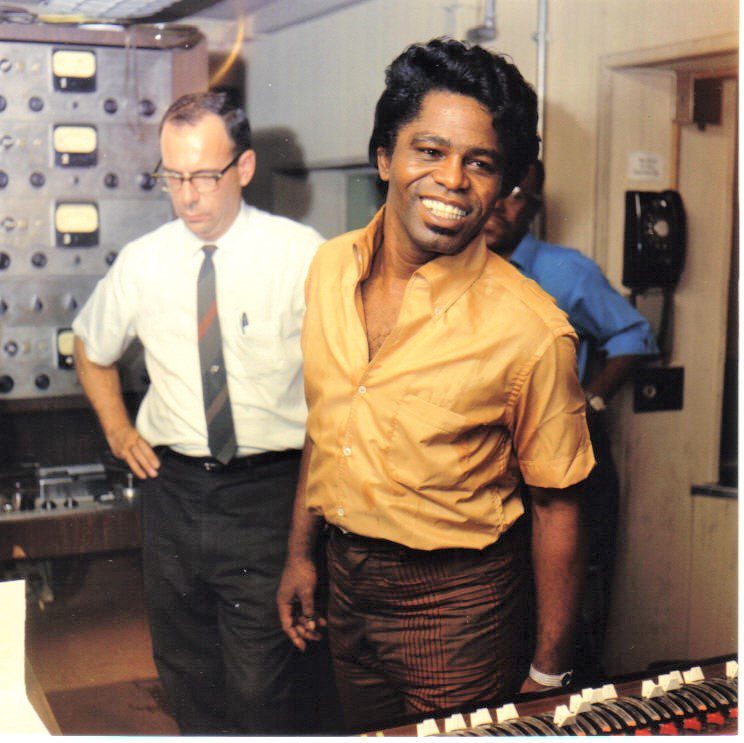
[{"xmin": 197, "ymin": 244, "xmax": 237, "ymax": 464}]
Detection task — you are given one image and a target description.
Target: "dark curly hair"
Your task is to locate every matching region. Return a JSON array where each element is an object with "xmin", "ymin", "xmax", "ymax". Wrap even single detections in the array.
[
  {"xmin": 160, "ymin": 91, "xmax": 251, "ymax": 155},
  {"xmin": 368, "ymin": 38, "xmax": 539, "ymax": 196}
]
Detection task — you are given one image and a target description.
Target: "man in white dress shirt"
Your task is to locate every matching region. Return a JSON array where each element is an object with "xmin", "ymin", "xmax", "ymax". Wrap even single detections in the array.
[{"xmin": 73, "ymin": 91, "xmax": 324, "ymax": 734}]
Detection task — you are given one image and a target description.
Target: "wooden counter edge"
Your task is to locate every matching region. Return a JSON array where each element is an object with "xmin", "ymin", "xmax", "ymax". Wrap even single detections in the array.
[{"xmin": 25, "ymin": 654, "xmax": 62, "ymax": 735}]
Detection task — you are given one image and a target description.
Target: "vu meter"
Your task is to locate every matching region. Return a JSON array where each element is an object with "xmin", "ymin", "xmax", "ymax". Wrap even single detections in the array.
[{"xmin": 51, "ymin": 49, "xmax": 96, "ymax": 92}]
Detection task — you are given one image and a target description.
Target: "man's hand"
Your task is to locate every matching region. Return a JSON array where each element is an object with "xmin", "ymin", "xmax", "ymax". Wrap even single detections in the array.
[
  {"xmin": 276, "ymin": 555, "xmax": 325, "ymax": 651},
  {"xmin": 74, "ymin": 336, "xmax": 159, "ymax": 479},
  {"xmin": 107, "ymin": 424, "xmax": 160, "ymax": 479}
]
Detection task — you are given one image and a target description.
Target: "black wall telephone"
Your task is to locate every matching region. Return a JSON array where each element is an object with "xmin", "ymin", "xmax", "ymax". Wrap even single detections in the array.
[{"xmin": 623, "ymin": 190, "xmax": 686, "ymax": 290}]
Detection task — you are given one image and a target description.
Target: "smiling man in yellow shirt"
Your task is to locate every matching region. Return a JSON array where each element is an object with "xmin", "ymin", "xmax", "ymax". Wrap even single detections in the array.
[{"xmin": 277, "ymin": 38, "xmax": 596, "ymax": 733}]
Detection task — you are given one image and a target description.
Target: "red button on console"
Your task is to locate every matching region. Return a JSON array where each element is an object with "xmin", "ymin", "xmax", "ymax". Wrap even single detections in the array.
[
  {"xmin": 705, "ymin": 711, "xmax": 726, "ymax": 726},
  {"xmin": 658, "ymin": 722, "xmax": 678, "ymax": 735}
]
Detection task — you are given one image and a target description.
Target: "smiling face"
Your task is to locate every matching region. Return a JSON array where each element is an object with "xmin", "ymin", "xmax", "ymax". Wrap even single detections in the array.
[
  {"xmin": 376, "ymin": 90, "xmax": 503, "ymax": 264},
  {"xmin": 160, "ymin": 112, "xmax": 255, "ymax": 243}
]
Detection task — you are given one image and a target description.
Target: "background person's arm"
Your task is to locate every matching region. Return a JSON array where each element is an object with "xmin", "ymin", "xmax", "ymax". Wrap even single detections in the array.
[{"xmin": 585, "ymin": 354, "xmax": 642, "ymax": 403}]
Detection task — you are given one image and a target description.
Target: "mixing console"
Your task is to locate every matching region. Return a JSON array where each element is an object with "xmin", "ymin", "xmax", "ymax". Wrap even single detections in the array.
[{"xmin": 372, "ymin": 657, "xmax": 737, "ymax": 736}]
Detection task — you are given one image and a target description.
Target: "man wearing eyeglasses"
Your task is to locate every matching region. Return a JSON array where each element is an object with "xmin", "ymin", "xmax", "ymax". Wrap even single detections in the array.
[
  {"xmin": 72, "ymin": 91, "xmax": 324, "ymax": 734},
  {"xmin": 483, "ymin": 159, "xmax": 659, "ymax": 685}
]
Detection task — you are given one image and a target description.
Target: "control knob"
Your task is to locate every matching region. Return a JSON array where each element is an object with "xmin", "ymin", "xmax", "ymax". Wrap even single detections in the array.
[
  {"xmin": 0, "ymin": 171, "xmax": 7, "ymax": 188},
  {"xmin": 12, "ymin": 483, "xmax": 22, "ymax": 511},
  {"xmin": 0, "ymin": 374, "xmax": 14, "ymax": 393},
  {"xmin": 103, "ymin": 98, "xmax": 118, "ymax": 114},
  {"xmin": 40, "ymin": 494, "xmax": 56, "ymax": 510},
  {"xmin": 122, "ymin": 472, "xmax": 138, "ymax": 500},
  {"xmin": 138, "ymin": 99, "xmax": 156, "ymax": 117},
  {"xmin": 138, "ymin": 172, "xmax": 156, "ymax": 191},
  {"xmin": 35, "ymin": 373, "xmax": 50, "ymax": 390}
]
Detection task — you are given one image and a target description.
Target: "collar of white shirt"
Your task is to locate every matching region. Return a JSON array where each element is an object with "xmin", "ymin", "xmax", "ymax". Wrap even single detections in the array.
[{"xmin": 181, "ymin": 202, "xmax": 252, "ymax": 257}]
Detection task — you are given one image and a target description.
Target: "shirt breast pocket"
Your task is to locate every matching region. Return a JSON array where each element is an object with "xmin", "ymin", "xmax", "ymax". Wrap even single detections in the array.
[
  {"xmin": 233, "ymin": 319, "xmax": 288, "ymax": 378},
  {"xmin": 387, "ymin": 395, "xmax": 470, "ymax": 492}
]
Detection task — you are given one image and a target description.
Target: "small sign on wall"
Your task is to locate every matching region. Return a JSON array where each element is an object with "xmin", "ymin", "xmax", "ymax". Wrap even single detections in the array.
[{"xmin": 628, "ymin": 151, "xmax": 663, "ymax": 181}]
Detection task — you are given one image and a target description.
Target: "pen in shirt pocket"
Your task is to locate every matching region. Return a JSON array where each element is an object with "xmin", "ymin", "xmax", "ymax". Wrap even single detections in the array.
[{"xmin": 240, "ymin": 312, "xmax": 249, "ymax": 334}]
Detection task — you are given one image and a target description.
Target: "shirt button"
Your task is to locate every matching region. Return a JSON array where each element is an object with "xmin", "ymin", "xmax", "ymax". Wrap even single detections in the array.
[
  {"xmin": 342, "ymin": 446, "xmax": 352, "ymax": 456},
  {"xmin": 358, "ymin": 385, "xmax": 367, "ymax": 395},
  {"xmin": 434, "ymin": 306, "xmax": 442, "ymax": 317},
  {"xmin": 337, "ymin": 507, "xmax": 345, "ymax": 517}
]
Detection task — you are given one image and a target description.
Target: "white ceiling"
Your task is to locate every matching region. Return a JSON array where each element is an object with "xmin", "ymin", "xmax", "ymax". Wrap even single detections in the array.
[
  {"xmin": 192, "ymin": 0, "xmax": 277, "ymax": 20},
  {"xmin": 1, "ymin": 0, "xmax": 364, "ymax": 27},
  {"xmin": 193, "ymin": 0, "xmax": 366, "ymax": 33}
]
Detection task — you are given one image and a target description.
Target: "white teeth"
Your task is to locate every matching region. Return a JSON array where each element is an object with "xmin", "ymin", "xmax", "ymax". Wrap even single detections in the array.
[{"xmin": 422, "ymin": 198, "xmax": 467, "ymax": 220}]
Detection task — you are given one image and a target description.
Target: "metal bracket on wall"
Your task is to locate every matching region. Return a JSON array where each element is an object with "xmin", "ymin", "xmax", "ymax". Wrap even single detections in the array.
[{"xmin": 633, "ymin": 366, "xmax": 684, "ymax": 413}]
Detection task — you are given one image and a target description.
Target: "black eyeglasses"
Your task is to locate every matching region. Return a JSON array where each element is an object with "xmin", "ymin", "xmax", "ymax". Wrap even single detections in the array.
[
  {"xmin": 152, "ymin": 153, "xmax": 241, "ymax": 194},
  {"xmin": 508, "ymin": 185, "xmax": 543, "ymax": 205}
]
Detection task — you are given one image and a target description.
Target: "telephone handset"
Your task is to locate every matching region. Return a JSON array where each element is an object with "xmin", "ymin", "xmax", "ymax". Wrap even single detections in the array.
[{"xmin": 623, "ymin": 190, "xmax": 686, "ymax": 290}]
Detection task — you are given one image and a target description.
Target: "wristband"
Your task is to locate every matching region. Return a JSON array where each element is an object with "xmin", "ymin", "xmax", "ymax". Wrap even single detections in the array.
[
  {"xmin": 529, "ymin": 664, "xmax": 573, "ymax": 688},
  {"xmin": 585, "ymin": 391, "xmax": 607, "ymax": 412}
]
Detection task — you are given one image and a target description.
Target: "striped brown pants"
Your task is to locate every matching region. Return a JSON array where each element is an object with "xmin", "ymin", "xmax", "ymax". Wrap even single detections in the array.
[{"xmin": 325, "ymin": 519, "xmax": 530, "ymax": 733}]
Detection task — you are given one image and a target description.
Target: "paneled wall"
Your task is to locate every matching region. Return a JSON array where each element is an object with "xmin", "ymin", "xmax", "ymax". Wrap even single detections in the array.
[{"xmin": 602, "ymin": 66, "xmax": 737, "ymax": 671}]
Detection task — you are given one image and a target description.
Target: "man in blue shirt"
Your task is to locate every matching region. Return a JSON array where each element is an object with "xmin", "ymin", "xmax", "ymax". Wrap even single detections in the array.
[{"xmin": 483, "ymin": 160, "xmax": 659, "ymax": 684}]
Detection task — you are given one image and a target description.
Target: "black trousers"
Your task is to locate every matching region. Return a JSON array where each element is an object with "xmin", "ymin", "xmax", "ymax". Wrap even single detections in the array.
[{"xmin": 140, "ymin": 447, "xmax": 304, "ymax": 735}]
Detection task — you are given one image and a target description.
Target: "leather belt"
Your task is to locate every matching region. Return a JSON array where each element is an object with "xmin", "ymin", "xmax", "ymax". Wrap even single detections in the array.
[
  {"xmin": 327, "ymin": 519, "xmax": 524, "ymax": 557},
  {"xmin": 162, "ymin": 446, "xmax": 301, "ymax": 473},
  {"xmin": 328, "ymin": 523, "xmax": 410, "ymax": 552}
]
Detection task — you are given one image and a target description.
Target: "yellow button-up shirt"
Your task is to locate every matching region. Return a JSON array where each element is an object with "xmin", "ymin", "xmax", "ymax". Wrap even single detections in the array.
[{"xmin": 302, "ymin": 209, "xmax": 595, "ymax": 550}]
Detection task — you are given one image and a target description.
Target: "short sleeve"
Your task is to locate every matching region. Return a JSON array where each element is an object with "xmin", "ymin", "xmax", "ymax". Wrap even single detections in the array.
[
  {"xmin": 567, "ymin": 262, "xmax": 659, "ymax": 358},
  {"xmin": 72, "ymin": 247, "xmax": 139, "ymax": 365},
  {"xmin": 512, "ymin": 332, "xmax": 595, "ymax": 489}
]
